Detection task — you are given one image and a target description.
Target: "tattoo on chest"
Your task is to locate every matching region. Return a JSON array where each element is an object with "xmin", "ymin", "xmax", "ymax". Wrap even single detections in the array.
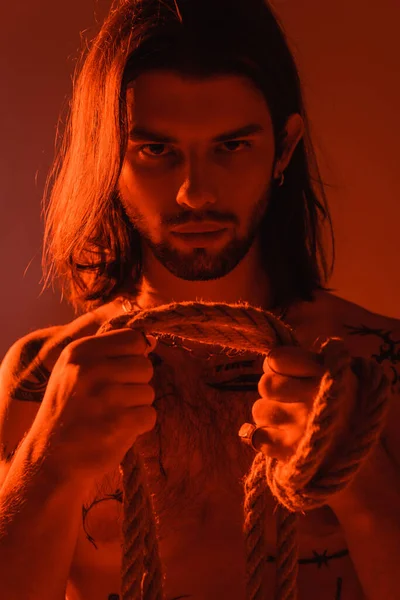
[
  {"xmin": 207, "ymin": 359, "xmax": 260, "ymax": 392},
  {"xmin": 82, "ymin": 488, "xmax": 124, "ymax": 550},
  {"xmin": 343, "ymin": 324, "xmax": 400, "ymax": 388},
  {"xmin": 94, "ymin": 353, "xmax": 347, "ymax": 599},
  {"xmin": 152, "ymin": 352, "xmax": 260, "ymax": 393},
  {"xmin": 107, "ymin": 575, "xmax": 342, "ymax": 599},
  {"xmin": 108, "ymin": 596, "xmax": 191, "ymax": 600},
  {"xmin": 335, "ymin": 576, "xmax": 343, "ymax": 599},
  {"xmin": 267, "ymin": 547, "xmax": 349, "ymax": 568}
]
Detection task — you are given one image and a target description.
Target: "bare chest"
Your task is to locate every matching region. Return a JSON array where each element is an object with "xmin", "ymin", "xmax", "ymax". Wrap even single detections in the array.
[
  {"xmin": 70, "ymin": 472, "xmax": 361, "ymax": 600},
  {"xmin": 68, "ymin": 335, "xmax": 364, "ymax": 600}
]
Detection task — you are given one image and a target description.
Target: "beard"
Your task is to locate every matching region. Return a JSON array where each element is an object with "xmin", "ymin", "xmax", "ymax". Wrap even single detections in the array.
[{"xmin": 121, "ymin": 190, "xmax": 270, "ymax": 282}]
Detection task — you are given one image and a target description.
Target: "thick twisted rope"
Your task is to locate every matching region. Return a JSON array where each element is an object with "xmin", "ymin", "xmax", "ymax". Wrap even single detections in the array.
[{"xmin": 97, "ymin": 300, "xmax": 391, "ymax": 600}]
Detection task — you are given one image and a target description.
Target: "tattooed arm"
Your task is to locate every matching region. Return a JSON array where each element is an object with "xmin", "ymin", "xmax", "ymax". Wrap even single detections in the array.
[
  {"xmin": 329, "ymin": 320, "xmax": 400, "ymax": 600},
  {"xmin": 0, "ymin": 298, "xmax": 124, "ymax": 476},
  {"xmin": 0, "ymin": 302, "xmax": 123, "ymax": 600},
  {"xmin": 0, "ymin": 328, "xmax": 63, "ymax": 481}
]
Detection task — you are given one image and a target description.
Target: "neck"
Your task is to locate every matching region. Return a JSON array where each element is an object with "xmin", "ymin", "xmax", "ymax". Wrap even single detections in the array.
[{"xmin": 134, "ymin": 238, "xmax": 274, "ymax": 312}]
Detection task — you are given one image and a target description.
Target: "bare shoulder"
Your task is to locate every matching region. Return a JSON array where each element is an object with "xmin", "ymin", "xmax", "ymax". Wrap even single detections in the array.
[
  {"xmin": 0, "ymin": 299, "xmax": 125, "ymax": 466},
  {"xmin": 311, "ymin": 290, "xmax": 400, "ymax": 390},
  {"xmin": 1, "ymin": 296, "xmax": 128, "ymax": 402},
  {"xmin": 0, "ymin": 325, "xmax": 66, "ymax": 402}
]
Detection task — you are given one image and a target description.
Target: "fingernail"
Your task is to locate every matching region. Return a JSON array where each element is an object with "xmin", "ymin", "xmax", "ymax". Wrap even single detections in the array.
[
  {"xmin": 266, "ymin": 348, "xmax": 275, "ymax": 361},
  {"xmin": 143, "ymin": 333, "xmax": 158, "ymax": 355},
  {"xmin": 265, "ymin": 349, "xmax": 281, "ymax": 374}
]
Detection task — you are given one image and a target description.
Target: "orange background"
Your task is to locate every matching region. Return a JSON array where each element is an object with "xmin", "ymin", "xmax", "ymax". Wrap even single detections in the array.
[{"xmin": 1, "ymin": 0, "xmax": 399, "ymax": 358}]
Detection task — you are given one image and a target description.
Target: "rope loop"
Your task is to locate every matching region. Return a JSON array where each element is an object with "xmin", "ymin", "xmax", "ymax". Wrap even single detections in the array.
[{"xmin": 95, "ymin": 300, "xmax": 390, "ymax": 600}]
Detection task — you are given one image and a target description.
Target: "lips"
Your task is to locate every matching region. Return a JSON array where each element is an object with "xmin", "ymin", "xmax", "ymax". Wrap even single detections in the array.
[
  {"xmin": 170, "ymin": 230, "xmax": 228, "ymax": 247},
  {"xmin": 171, "ymin": 223, "xmax": 228, "ymax": 233}
]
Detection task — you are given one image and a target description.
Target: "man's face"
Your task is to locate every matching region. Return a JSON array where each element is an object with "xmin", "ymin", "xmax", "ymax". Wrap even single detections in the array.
[{"xmin": 118, "ymin": 70, "xmax": 277, "ymax": 281}]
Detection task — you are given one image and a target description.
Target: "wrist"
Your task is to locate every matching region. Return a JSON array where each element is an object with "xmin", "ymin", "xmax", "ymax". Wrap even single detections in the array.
[{"xmin": 23, "ymin": 431, "xmax": 93, "ymax": 494}]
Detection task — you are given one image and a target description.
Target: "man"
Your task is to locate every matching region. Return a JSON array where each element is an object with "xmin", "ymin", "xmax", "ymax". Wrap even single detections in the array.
[{"xmin": 1, "ymin": 1, "xmax": 400, "ymax": 599}]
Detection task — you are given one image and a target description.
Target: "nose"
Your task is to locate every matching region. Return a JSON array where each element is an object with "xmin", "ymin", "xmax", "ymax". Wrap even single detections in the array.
[{"xmin": 176, "ymin": 157, "xmax": 217, "ymax": 209}]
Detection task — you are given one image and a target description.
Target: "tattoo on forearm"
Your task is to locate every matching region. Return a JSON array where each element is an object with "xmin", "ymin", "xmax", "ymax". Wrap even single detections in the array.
[
  {"xmin": 343, "ymin": 324, "xmax": 400, "ymax": 388},
  {"xmin": 8, "ymin": 338, "xmax": 48, "ymax": 403},
  {"xmin": 0, "ymin": 433, "xmax": 28, "ymax": 463},
  {"xmin": 0, "ymin": 445, "xmax": 16, "ymax": 463}
]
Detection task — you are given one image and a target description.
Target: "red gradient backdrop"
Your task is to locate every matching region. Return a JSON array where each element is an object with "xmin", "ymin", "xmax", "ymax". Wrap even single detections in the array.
[{"xmin": 1, "ymin": 0, "xmax": 399, "ymax": 359}]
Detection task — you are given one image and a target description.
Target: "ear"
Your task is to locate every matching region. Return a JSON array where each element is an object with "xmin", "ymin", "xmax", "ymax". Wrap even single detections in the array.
[{"xmin": 273, "ymin": 113, "xmax": 305, "ymax": 178}]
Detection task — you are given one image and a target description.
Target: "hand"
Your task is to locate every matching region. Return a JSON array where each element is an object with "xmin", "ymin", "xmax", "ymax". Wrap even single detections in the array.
[
  {"xmin": 26, "ymin": 301, "xmax": 158, "ymax": 488},
  {"xmin": 242, "ymin": 343, "xmax": 384, "ymax": 511}
]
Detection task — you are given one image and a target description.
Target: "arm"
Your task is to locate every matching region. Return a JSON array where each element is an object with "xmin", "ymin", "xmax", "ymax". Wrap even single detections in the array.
[
  {"xmin": 329, "ymin": 320, "xmax": 400, "ymax": 600},
  {"xmin": 330, "ymin": 442, "xmax": 400, "ymax": 600},
  {"xmin": 0, "ymin": 302, "xmax": 127, "ymax": 599},
  {"xmin": 0, "ymin": 320, "xmax": 101, "ymax": 600},
  {"xmin": 0, "ymin": 433, "xmax": 87, "ymax": 600}
]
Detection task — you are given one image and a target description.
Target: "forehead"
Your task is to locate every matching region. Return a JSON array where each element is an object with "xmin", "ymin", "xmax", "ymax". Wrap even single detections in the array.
[{"xmin": 125, "ymin": 70, "xmax": 272, "ymax": 136}]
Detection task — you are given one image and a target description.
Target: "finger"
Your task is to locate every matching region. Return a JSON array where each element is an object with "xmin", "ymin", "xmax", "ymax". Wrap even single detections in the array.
[
  {"xmin": 39, "ymin": 311, "xmax": 115, "ymax": 372},
  {"xmin": 264, "ymin": 346, "xmax": 325, "ymax": 379},
  {"xmin": 252, "ymin": 397, "xmax": 309, "ymax": 430},
  {"xmin": 104, "ymin": 328, "xmax": 158, "ymax": 356},
  {"xmin": 258, "ymin": 371, "xmax": 321, "ymax": 403},
  {"xmin": 250, "ymin": 426, "xmax": 296, "ymax": 461},
  {"xmin": 93, "ymin": 355, "xmax": 154, "ymax": 385},
  {"xmin": 71, "ymin": 328, "xmax": 157, "ymax": 360}
]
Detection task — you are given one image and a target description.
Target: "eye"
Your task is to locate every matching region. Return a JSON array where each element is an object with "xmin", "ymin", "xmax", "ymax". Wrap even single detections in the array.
[
  {"xmin": 136, "ymin": 139, "xmax": 252, "ymax": 160},
  {"xmin": 137, "ymin": 144, "xmax": 172, "ymax": 159},
  {"xmin": 219, "ymin": 140, "xmax": 251, "ymax": 153}
]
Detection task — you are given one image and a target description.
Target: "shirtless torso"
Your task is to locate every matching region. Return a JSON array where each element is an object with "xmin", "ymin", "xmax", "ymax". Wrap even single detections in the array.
[{"xmin": 11, "ymin": 290, "xmax": 400, "ymax": 600}]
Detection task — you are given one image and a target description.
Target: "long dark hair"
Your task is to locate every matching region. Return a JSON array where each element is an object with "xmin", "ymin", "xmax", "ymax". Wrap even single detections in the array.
[{"xmin": 40, "ymin": 0, "xmax": 336, "ymax": 315}]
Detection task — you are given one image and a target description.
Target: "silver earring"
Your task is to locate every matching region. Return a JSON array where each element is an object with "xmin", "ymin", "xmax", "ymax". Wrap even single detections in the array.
[{"xmin": 277, "ymin": 172, "xmax": 285, "ymax": 187}]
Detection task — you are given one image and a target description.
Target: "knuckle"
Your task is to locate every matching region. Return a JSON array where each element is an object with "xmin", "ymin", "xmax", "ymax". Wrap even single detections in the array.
[
  {"xmin": 129, "ymin": 328, "xmax": 145, "ymax": 342},
  {"xmin": 129, "ymin": 328, "xmax": 151, "ymax": 351},
  {"xmin": 257, "ymin": 372, "xmax": 271, "ymax": 397},
  {"xmin": 258, "ymin": 372, "xmax": 318, "ymax": 403},
  {"xmin": 137, "ymin": 384, "xmax": 155, "ymax": 405},
  {"xmin": 147, "ymin": 406, "xmax": 157, "ymax": 427},
  {"xmin": 134, "ymin": 405, "xmax": 157, "ymax": 433},
  {"xmin": 146, "ymin": 384, "xmax": 156, "ymax": 404},
  {"xmin": 252, "ymin": 399, "xmax": 293, "ymax": 428},
  {"xmin": 253, "ymin": 427, "xmax": 297, "ymax": 461},
  {"xmin": 139, "ymin": 356, "xmax": 154, "ymax": 382},
  {"xmin": 59, "ymin": 340, "xmax": 77, "ymax": 362},
  {"xmin": 252, "ymin": 397, "xmax": 267, "ymax": 421},
  {"xmin": 253, "ymin": 397, "xmax": 310, "ymax": 429},
  {"xmin": 61, "ymin": 337, "xmax": 91, "ymax": 364},
  {"xmin": 258, "ymin": 372, "xmax": 289, "ymax": 397}
]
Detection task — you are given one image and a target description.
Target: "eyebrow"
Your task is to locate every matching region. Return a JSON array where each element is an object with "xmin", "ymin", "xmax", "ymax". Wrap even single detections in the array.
[{"xmin": 128, "ymin": 123, "xmax": 265, "ymax": 144}]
